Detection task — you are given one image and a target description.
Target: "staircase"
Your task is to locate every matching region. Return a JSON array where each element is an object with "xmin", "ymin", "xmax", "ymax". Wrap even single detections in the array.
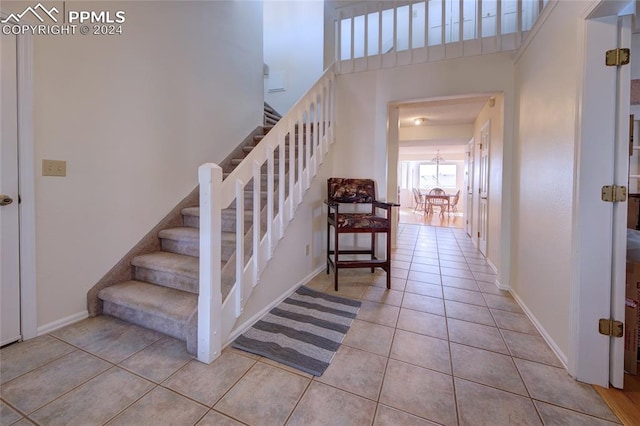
[{"xmin": 96, "ymin": 106, "xmax": 283, "ymax": 355}]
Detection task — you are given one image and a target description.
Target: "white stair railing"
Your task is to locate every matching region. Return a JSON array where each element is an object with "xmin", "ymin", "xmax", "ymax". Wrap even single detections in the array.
[
  {"xmin": 197, "ymin": 66, "xmax": 336, "ymax": 363},
  {"xmin": 335, "ymin": 0, "xmax": 548, "ymax": 74}
]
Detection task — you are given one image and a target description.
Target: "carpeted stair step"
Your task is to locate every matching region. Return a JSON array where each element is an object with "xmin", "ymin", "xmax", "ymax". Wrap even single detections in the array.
[
  {"xmin": 159, "ymin": 227, "xmax": 199, "ymax": 257},
  {"xmin": 99, "ymin": 280, "xmax": 197, "ymax": 349},
  {"xmin": 230, "ymin": 157, "xmax": 289, "ymax": 167},
  {"xmin": 132, "ymin": 251, "xmax": 199, "ymax": 293},
  {"xmin": 181, "ymin": 206, "xmax": 254, "ymax": 232}
]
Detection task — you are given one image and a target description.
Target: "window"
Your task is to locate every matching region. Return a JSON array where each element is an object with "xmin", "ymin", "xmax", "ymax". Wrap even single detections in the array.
[{"xmin": 419, "ymin": 164, "xmax": 457, "ymax": 189}]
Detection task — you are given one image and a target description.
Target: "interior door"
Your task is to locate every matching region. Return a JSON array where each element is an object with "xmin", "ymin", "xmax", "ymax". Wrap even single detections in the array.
[
  {"xmin": 0, "ymin": 30, "xmax": 21, "ymax": 346},
  {"xmin": 478, "ymin": 122, "xmax": 490, "ymax": 256},
  {"xmin": 465, "ymin": 139, "xmax": 474, "ymax": 237}
]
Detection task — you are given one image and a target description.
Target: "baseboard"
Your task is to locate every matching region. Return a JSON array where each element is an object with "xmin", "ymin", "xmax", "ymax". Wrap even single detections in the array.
[
  {"xmin": 509, "ymin": 290, "xmax": 569, "ymax": 369},
  {"xmin": 37, "ymin": 310, "xmax": 89, "ymax": 336},
  {"xmin": 224, "ymin": 265, "xmax": 325, "ymax": 346},
  {"xmin": 494, "ymin": 279, "xmax": 510, "ymax": 291},
  {"xmin": 486, "ymin": 258, "xmax": 498, "ymax": 274}
]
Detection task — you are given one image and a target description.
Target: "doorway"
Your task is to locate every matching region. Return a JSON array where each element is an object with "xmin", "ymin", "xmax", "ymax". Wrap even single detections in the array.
[{"xmin": 1, "ymin": 29, "xmax": 21, "ymax": 346}]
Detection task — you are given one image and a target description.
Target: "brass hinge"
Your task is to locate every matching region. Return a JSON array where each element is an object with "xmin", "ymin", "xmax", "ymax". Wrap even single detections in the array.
[
  {"xmin": 601, "ymin": 185, "xmax": 627, "ymax": 202},
  {"xmin": 598, "ymin": 318, "xmax": 624, "ymax": 338},
  {"xmin": 477, "ymin": 231, "xmax": 480, "ymax": 238},
  {"xmin": 479, "ymin": 143, "xmax": 483, "ymax": 150},
  {"xmin": 605, "ymin": 48, "xmax": 630, "ymax": 66}
]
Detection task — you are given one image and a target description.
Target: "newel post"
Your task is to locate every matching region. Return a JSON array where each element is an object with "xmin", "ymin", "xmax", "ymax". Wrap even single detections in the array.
[{"xmin": 197, "ymin": 163, "xmax": 223, "ymax": 363}]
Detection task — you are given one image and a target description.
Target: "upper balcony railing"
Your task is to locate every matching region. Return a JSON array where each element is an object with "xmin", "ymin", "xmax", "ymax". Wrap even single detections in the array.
[{"xmin": 335, "ymin": 0, "xmax": 548, "ymax": 73}]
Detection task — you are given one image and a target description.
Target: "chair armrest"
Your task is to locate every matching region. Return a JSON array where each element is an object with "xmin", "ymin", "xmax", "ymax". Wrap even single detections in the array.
[{"xmin": 373, "ymin": 201, "xmax": 400, "ymax": 210}]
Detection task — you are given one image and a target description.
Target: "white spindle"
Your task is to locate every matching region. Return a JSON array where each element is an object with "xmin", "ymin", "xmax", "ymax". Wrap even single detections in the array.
[
  {"xmin": 252, "ymin": 160, "xmax": 260, "ymax": 284},
  {"xmin": 235, "ymin": 179, "xmax": 244, "ymax": 316},
  {"xmin": 278, "ymin": 131, "xmax": 285, "ymax": 239},
  {"xmin": 266, "ymin": 145, "xmax": 274, "ymax": 256}
]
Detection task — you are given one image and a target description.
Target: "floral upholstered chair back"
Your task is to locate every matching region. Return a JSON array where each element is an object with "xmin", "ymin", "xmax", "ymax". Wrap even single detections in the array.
[{"xmin": 327, "ymin": 178, "xmax": 377, "ymax": 204}]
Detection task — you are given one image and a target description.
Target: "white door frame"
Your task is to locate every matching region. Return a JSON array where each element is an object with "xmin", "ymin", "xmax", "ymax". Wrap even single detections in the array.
[
  {"xmin": 569, "ymin": 1, "xmax": 631, "ymax": 388},
  {"xmin": 0, "ymin": 12, "xmax": 37, "ymax": 341}
]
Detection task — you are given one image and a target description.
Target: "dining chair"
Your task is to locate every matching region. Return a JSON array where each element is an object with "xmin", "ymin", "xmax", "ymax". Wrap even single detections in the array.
[
  {"xmin": 427, "ymin": 187, "xmax": 448, "ymax": 216},
  {"xmin": 412, "ymin": 188, "xmax": 426, "ymax": 212},
  {"xmin": 448, "ymin": 189, "xmax": 461, "ymax": 215}
]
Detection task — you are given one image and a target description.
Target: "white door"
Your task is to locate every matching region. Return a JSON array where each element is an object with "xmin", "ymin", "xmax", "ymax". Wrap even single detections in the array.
[
  {"xmin": 465, "ymin": 139, "xmax": 474, "ymax": 237},
  {"xmin": 573, "ymin": 11, "xmax": 630, "ymax": 388},
  {"xmin": 0, "ymin": 30, "xmax": 21, "ymax": 346},
  {"xmin": 478, "ymin": 122, "xmax": 490, "ymax": 255}
]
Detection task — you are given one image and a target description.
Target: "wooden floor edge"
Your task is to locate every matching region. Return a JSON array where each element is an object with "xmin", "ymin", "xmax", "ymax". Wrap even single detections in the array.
[{"xmin": 593, "ymin": 376, "xmax": 640, "ymax": 426}]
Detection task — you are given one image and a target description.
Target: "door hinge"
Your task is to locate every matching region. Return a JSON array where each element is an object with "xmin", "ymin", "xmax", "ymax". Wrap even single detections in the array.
[
  {"xmin": 605, "ymin": 48, "xmax": 630, "ymax": 67},
  {"xmin": 598, "ymin": 318, "xmax": 624, "ymax": 338},
  {"xmin": 477, "ymin": 231, "xmax": 480, "ymax": 238},
  {"xmin": 479, "ymin": 143, "xmax": 483, "ymax": 150},
  {"xmin": 601, "ymin": 185, "xmax": 627, "ymax": 202}
]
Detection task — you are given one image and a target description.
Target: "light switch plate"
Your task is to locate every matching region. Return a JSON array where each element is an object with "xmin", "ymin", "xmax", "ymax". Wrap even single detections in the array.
[{"xmin": 42, "ymin": 159, "xmax": 66, "ymax": 177}]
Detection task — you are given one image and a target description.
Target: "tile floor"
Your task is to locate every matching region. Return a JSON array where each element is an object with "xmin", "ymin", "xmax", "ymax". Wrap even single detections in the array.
[{"xmin": 0, "ymin": 224, "xmax": 622, "ymax": 425}]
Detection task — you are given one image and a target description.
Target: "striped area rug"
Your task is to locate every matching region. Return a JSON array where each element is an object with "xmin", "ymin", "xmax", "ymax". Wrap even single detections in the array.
[{"xmin": 231, "ymin": 285, "xmax": 361, "ymax": 376}]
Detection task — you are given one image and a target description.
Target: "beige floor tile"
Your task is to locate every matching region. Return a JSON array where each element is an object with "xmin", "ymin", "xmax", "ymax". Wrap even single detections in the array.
[
  {"xmin": 473, "ymin": 271, "xmax": 498, "ymax": 282},
  {"xmin": 392, "ymin": 260, "xmax": 412, "ymax": 270},
  {"xmin": 304, "ymin": 278, "xmax": 330, "ymax": 293},
  {"xmin": 30, "ymin": 367, "xmax": 153, "ymax": 425},
  {"xmin": 447, "ymin": 318, "xmax": 509, "ymax": 355},
  {"xmin": 12, "ymin": 419, "xmax": 34, "ymax": 426},
  {"xmin": 286, "ymin": 381, "xmax": 377, "ymax": 426},
  {"xmin": 533, "ymin": 400, "xmax": 622, "ymax": 426},
  {"xmin": 468, "ymin": 263, "xmax": 497, "ymax": 274},
  {"xmin": 107, "ymin": 386, "xmax": 207, "ymax": 425},
  {"xmin": 501, "ymin": 329, "xmax": 563, "ymax": 367},
  {"xmin": 514, "ymin": 358, "xmax": 618, "ymax": 422},
  {"xmin": 356, "ymin": 301, "xmax": 400, "ymax": 327},
  {"xmin": 373, "ymin": 404, "xmax": 439, "ymax": 425},
  {"xmin": 413, "ymin": 252, "xmax": 439, "ymax": 261},
  {"xmin": 371, "ymin": 276, "xmax": 407, "ymax": 292},
  {"xmin": 51, "ymin": 316, "xmax": 163, "ymax": 363},
  {"xmin": 443, "ymin": 287, "xmax": 487, "ymax": 307},
  {"xmin": 390, "ymin": 330, "xmax": 451, "ymax": 374},
  {"xmin": 482, "ymin": 295, "xmax": 522, "ymax": 316},
  {"xmin": 391, "ymin": 253, "xmax": 413, "ymax": 262},
  {"xmin": 450, "ymin": 343, "xmax": 528, "ymax": 396},
  {"xmin": 441, "ymin": 276, "xmax": 480, "ymax": 291},
  {"xmin": 0, "ymin": 350, "xmax": 110, "ymax": 414},
  {"xmin": 0, "ymin": 400, "xmax": 22, "ymax": 425},
  {"xmin": 215, "ymin": 363, "xmax": 309, "ymax": 426},
  {"xmin": 439, "ymin": 260, "xmax": 470, "ymax": 271},
  {"xmin": 196, "ymin": 410, "xmax": 244, "ymax": 426},
  {"xmin": 411, "ymin": 256, "xmax": 439, "ymax": 266},
  {"xmin": 396, "ymin": 308, "xmax": 448, "ymax": 340},
  {"xmin": 0, "ymin": 335, "xmax": 75, "ymax": 383},
  {"xmin": 445, "ymin": 300, "xmax": 495, "ymax": 327},
  {"xmin": 438, "ymin": 254, "xmax": 466, "ymax": 263},
  {"xmin": 409, "ymin": 263, "xmax": 441, "ymax": 274},
  {"xmin": 329, "ymin": 281, "xmax": 369, "ymax": 299},
  {"xmin": 163, "ymin": 352, "xmax": 255, "ymax": 407},
  {"xmin": 405, "ymin": 281, "xmax": 443, "ymax": 298},
  {"xmin": 490, "ymin": 309, "xmax": 539, "ymax": 335},
  {"xmin": 119, "ymin": 337, "xmax": 192, "ymax": 383},
  {"xmin": 222, "ymin": 345, "xmax": 261, "ymax": 360},
  {"xmin": 455, "ymin": 378, "xmax": 542, "ymax": 426},
  {"xmin": 258, "ymin": 357, "xmax": 314, "ymax": 379},
  {"xmin": 440, "ymin": 267, "xmax": 475, "ymax": 280},
  {"xmin": 379, "ymin": 359, "xmax": 457, "ymax": 425},
  {"xmin": 401, "ymin": 293, "xmax": 445, "ymax": 316},
  {"xmin": 407, "ymin": 271, "xmax": 441, "ymax": 285},
  {"xmin": 362, "ymin": 286, "xmax": 404, "ymax": 306},
  {"xmin": 343, "ymin": 319, "xmax": 395, "ymax": 356},
  {"xmin": 316, "ymin": 345, "xmax": 387, "ymax": 400}
]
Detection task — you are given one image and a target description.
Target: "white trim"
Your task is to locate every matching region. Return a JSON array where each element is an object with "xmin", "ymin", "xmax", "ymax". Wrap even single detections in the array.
[
  {"xmin": 510, "ymin": 290, "xmax": 569, "ymax": 369},
  {"xmin": 16, "ymin": 30, "xmax": 36, "ymax": 341},
  {"xmin": 513, "ymin": 0, "xmax": 559, "ymax": 64},
  {"xmin": 37, "ymin": 310, "xmax": 89, "ymax": 336},
  {"xmin": 486, "ymin": 258, "xmax": 498, "ymax": 274},
  {"xmin": 224, "ymin": 265, "xmax": 325, "ymax": 345}
]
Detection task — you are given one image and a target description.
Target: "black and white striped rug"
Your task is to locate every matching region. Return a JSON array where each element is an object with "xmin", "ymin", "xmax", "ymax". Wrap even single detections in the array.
[{"xmin": 231, "ymin": 285, "xmax": 361, "ymax": 376}]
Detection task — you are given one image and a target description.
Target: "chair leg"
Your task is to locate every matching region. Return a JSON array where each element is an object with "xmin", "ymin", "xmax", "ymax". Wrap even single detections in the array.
[
  {"xmin": 371, "ymin": 232, "xmax": 375, "ymax": 273},
  {"xmin": 386, "ymin": 230, "xmax": 392, "ymax": 289},
  {"xmin": 326, "ymin": 223, "xmax": 330, "ymax": 274},
  {"xmin": 334, "ymin": 227, "xmax": 339, "ymax": 291}
]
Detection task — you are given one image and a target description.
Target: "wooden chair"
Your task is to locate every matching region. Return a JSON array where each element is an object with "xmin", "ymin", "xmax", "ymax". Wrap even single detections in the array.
[
  {"xmin": 325, "ymin": 178, "xmax": 397, "ymax": 291},
  {"xmin": 448, "ymin": 189, "xmax": 461, "ymax": 215},
  {"xmin": 427, "ymin": 187, "xmax": 448, "ymax": 216},
  {"xmin": 412, "ymin": 188, "xmax": 426, "ymax": 212}
]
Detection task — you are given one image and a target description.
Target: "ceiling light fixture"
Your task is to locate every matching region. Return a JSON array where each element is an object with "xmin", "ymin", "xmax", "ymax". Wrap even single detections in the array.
[{"xmin": 414, "ymin": 117, "xmax": 425, "ymax": 126}]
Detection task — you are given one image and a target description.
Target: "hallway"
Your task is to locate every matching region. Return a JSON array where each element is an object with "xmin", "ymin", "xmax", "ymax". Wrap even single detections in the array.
[{"xmin": 0, "ymin": 224, "xmax": 620, "ymax": 425}]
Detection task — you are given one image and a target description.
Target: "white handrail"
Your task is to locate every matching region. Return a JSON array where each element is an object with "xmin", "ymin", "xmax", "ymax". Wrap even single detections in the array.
[
  {"xmin": 197, "ymin": 65, "xmax": 336, "ymax": 363},
  {"xmin": 335, "ymin": 0, "xmax": 547, "ymax": 73}
]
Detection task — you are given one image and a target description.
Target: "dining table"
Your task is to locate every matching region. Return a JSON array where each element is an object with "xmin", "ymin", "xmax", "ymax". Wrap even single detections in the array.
[{"xmin": 421, "ymin": 192, "xmax": 455, "ymax": 215}]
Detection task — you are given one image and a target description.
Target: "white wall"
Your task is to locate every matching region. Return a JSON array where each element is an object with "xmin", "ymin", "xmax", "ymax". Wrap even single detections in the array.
[
  {"xmin": 20, "ymin": 1, "xmax": 264, "ymax": 329},
  {"xmin": 334, "ymin": 53, "xmax": 514, "ymax": 279},
  {"xmin": 264, "ymin": 0, "xmax": 324, "ymax": 115},
  {"xmin": 511, "ymin": 1, "xmax": 585, "ymax": 360}
]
